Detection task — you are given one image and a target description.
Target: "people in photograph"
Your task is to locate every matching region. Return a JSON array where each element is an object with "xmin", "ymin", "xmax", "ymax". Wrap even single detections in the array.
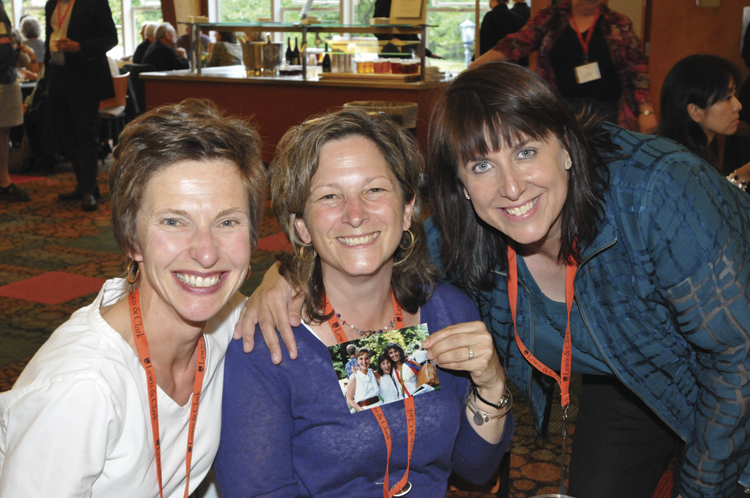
[
  {"xmin": 385, "ymin": 342, "xmax": 418, "ymax": 396},
  {"xmin": 344, "ymin": 343, "xmax": 358, "ymax": 377},
  {"xmin": 241, "ymin": 62, "xmax": 750, "ymax": 497},
  {"xmin": 0, "ymin": 99, "xmax": 266, "ymax": 496},
  {"xmin": 470, "ymin": 0, "xmax": 657, "ymax": 133},
  {"xmin": 411, "ymin": 343, "xmax": 428, "ymax": 364},
  {"xmin": 346, "ymin": 347, "xmax": 382, "ymax": 411},
  {"xmin": 658, "ymin": 54, "xmax": 750, "ymax": 192},
  {"xmin": 215, "ymin": 108, "xmax": 512, "ymax": 498},
  {"xmin": 376, "ymin": 351, "xmax": 402, "ymax": 403}
]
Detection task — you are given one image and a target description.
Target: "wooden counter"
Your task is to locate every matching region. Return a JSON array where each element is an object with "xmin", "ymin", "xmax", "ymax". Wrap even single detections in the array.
[{"xmin": 142, "ymin": 66, "xmax": 445, "ymax": 163}]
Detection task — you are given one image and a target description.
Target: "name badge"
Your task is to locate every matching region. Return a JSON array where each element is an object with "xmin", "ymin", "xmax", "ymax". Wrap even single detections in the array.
[{"xmin": 575, "ymin": 61, "xmax": 601, "ymax": 84}]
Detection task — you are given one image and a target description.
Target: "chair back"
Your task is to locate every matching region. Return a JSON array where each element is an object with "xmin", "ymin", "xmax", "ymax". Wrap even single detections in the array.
[
  {"xmin": 123, "ymin": 63, "xmax": 156, "ymax": 116},
  {"xmin": 100, "ymin": 72, "xmax": 130, "ymax": 110}
]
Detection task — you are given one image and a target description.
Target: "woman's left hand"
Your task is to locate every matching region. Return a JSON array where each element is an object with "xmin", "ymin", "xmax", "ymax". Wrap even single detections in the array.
[{"xmin": 422, "ymin": 321, "xmax": 506, "ymax": 396}]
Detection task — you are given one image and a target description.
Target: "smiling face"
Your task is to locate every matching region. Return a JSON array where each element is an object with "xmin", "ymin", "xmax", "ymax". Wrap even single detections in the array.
[
  {"xmin": 357, "ymin": 352, "xmax": 371, "ymax": 371},
  {"xmin": 294, "ymin": 136, "xmax": 414, "ymax": 285},
  {"xmin": 457, "ymin": 132, "xmax": 571, "ymax": 254},
  {"xmin": 690, "ymin": 81, "xmax": 743, "ymax": 143},
  {"xmin": 388, "ymin": 347, "xmax": 401, "ymax": 363},
  {"xmin": 380, "ymin": 358, "xmax": 392, "ymax": 374},
  {"xmin": 132, "ymin": 159, "xmax": 251, "ymax": 327}
]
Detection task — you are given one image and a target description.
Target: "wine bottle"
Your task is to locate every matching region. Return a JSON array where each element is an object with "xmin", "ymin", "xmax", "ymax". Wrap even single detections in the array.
[
  {"xmin": 322, "ymin": 43, "xmax": 331, "ymax": 73},
  {"xmin": 285, "ymin": 37, "xmax": 293, "ymax": 65},
  {"xmin": 292, "ymin": 37, "xmax": 300, "ymax": 65}
]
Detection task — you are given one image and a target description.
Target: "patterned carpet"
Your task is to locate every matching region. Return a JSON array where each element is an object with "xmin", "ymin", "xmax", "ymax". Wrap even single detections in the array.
[{"xmin": 0, "ymin": 164, "xmax": 669, "ymax": 497}]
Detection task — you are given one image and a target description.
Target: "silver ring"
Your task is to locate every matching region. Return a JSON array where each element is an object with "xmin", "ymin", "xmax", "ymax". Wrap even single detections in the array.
[{"xmin": 468, "ymin": 347, "xmax": 474, "ymax": 361}]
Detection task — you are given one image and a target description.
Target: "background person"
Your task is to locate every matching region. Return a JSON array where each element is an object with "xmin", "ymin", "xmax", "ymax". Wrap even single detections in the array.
[
  {"xmin": 206, "ymin": 30, "xmax": 242, "ymax": 67},
  {"xmin": 478, "ymin": 0, "xmax": 524, "ymax": 58},
  {"xmin": 143, "ymin": 22, "xmax": 189, "ymax": 71},
  {"xmin": 20, "ymin": 15, "xmax": 45, "ymax": 64},
  {"xmin": 0, "ymin": 99, "xmax": 266, "ymax": 496},
  {"xmin": 470, "ymin": 0, "xmax": 656, "ymax": 133},
  {"xmin": 215, "ymin": 108, "xmax": 512, "ymax": 498},
  {"xmin": 0, "ymin": 0, "xmax": 28, "ymax": 202},
  {"xmin": 45, "ymin": 0, "xmax": 118, "ymax": 211},
  {"xmin": 133, "ymin": 20, "xmax": 157, "ymax": 64},
  {"xmin": 426, "ymin": 62, "xmax": 750, "ymax": 497},
  {"xmin": 658, "ymin": 54, "xmax": 750, "ymax": 192}
]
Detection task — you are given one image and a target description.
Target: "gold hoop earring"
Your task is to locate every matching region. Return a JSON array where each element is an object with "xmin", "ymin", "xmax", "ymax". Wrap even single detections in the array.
[
  {"xmin": 394, "ymin": 229, "xmax": 415, "ymax": 267},
  {"xmin": 245, "ymin": 263, "xmax": 252, "ymax": 280},
  {"xmin": 298, "ymin": 243, "xmax": 318, "ymax": 263},
  {"xmin": 126, "ymin": 260, "xmax": 140, "ymax": 284}
]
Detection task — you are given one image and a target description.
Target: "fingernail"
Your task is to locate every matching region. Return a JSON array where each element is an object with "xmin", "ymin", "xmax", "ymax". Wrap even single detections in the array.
[{"xmin": 272, "ymin": 353, "xmax": 281, "ymax": 364}]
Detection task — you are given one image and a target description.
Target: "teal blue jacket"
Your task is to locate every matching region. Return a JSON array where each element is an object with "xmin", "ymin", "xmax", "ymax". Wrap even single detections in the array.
[{"xmin": 426, "ymin": 125, "xmax": 750, "ymax": 497}]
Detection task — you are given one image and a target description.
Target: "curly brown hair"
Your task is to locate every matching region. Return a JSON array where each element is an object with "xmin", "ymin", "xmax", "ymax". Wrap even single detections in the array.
[{"xmin": 270, "ymin": 108, "xmax": 437, "ymax": 323}]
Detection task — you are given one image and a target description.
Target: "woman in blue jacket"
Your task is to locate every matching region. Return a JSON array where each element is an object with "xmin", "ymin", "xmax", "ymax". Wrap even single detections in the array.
[
  {"xmin": 425, "ymin": 62, "xmax": 750, "ymax": 497},
  {"xmin": 241, "ymin": 62, "xmax": 750, "ymax": 497}
]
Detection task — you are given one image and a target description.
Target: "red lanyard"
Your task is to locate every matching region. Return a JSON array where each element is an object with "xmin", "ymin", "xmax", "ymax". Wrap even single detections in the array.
[
  {"xmin": 128, "ymin": 288, "xmax": 206, "ymax": 498},
  {"xmin": 57, "ymin": 0, "xmax": 75, "ymax": 31},
  {"xmin": 506, "ymin": 243, "xmax": 576, "ymax": 407},
  {"xmin": 325, "ymin": 291, "xmax": 414, "ymax": 498},
  {"xmin": 569, "ymin": 10, "xmax": 599, "ymax": 62}
]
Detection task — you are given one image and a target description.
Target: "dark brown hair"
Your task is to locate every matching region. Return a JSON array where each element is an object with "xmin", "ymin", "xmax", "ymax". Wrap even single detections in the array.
[
  {"xmin": 270, "ymin": 108, "xmax": 437, "ymax": 322},
  {"xmin": 428, "ymin": 62, "xmax": 614, "ymax": 292},
  {"xmin": 109, "ymin": 98, "xmax": 265, "ymax": 260}
]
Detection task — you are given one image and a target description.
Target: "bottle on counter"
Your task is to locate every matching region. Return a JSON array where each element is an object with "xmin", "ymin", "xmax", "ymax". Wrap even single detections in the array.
[
  {"xmin": 285, "ymin": 37, "xmax": 293, "ymax": 64},
  {"xmin": 322, "ymin": 43, "xmax": 331, "ymax": 73},
  {"xmin": 292, "ymin": 37, "xmax": 300, "ymax": 65}
]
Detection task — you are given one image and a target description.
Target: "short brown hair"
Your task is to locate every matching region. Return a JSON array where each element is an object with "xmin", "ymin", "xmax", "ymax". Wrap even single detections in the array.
[
  {"xmin": 270, "ymin": 108, "xmax": 436, "ymax": 322},
  {"xmin": 109, "ymin": 98, "xmax": 265, "ymax": 260}
]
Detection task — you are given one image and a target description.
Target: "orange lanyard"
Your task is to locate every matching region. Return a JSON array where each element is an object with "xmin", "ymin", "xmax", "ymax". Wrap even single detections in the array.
[
  {"xmin": 569, "ymin": 10, "xmax": 599, "ymax": 63},
  {"xmin": 128, "ymin": 288, "xmax": 206, "ymax": 498},
  {"xmin": 325, "ymin": 291, "xmax": 414, "ymax": 498},
  {"xmin": 507, "ymin": 244, "xmax": 576, "ymax": 494},
  {"xmin": 57, "ymin": 0, "xmax": 75, "ymax": 31},
  {"xmin": 506, "ymin": 243, "xmax": 576, "ymax": 407}
]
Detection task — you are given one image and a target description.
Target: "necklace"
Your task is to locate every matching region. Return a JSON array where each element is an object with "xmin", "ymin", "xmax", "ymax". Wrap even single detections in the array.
[{"xmin": 335, "ymin": 313, "xmax": 396, "ymax": 337}]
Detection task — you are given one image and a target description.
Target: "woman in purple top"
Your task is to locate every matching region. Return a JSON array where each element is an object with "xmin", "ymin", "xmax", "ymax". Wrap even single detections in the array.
[{"xmin": 214, "ymin": 109, "xmax": 513, "ymax": 498}]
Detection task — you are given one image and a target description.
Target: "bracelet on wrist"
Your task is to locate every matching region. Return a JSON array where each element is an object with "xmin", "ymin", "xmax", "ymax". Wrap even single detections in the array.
[
  {"xmin": 466, "ymin": 385, "xmax": 512, "ymax": 425},
  {"xmin": 473, "ymin": 384, "xmax": 511, "ymax": 409}
]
